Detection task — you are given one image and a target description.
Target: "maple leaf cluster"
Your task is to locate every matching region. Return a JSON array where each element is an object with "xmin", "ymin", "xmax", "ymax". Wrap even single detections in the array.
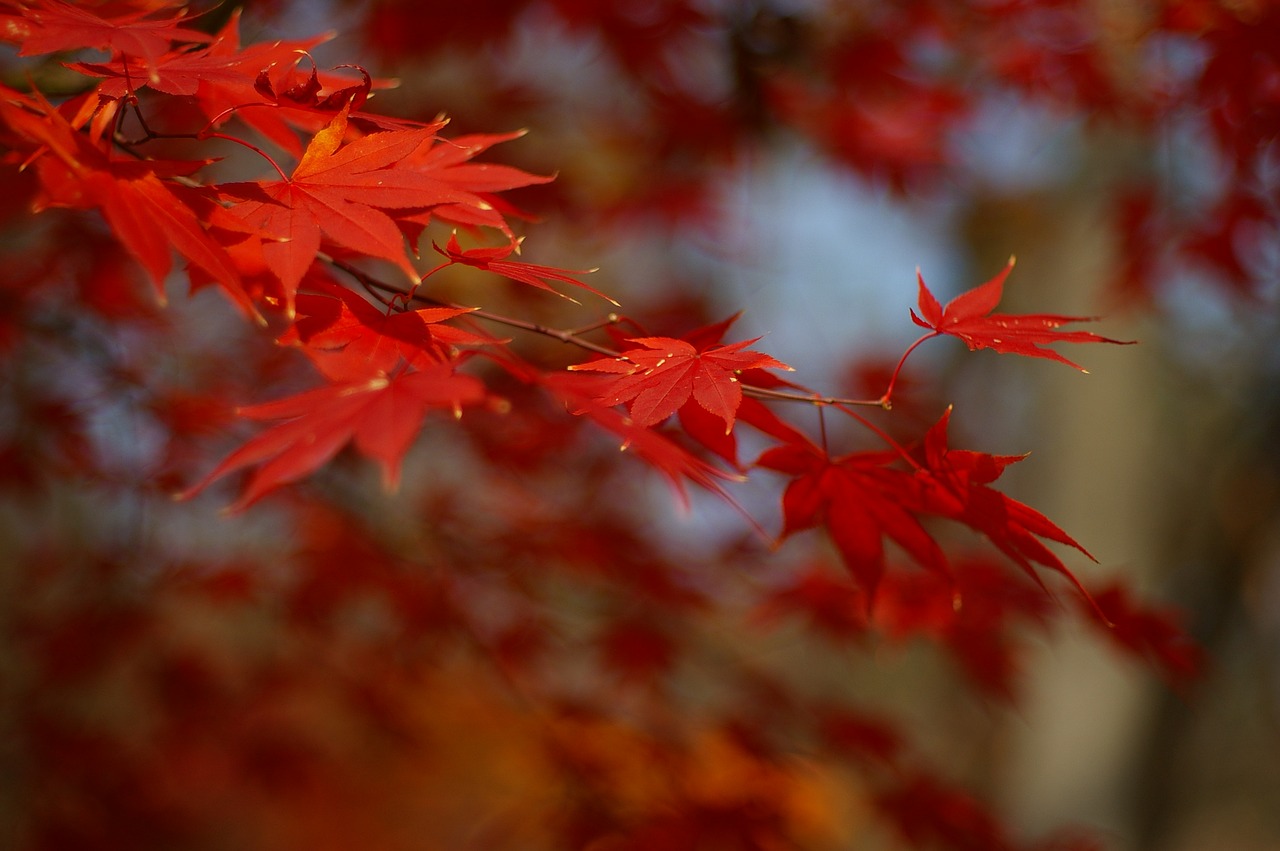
[{"xmin": 0, "ymin": 2, "xmax": 1220, "ymax": 850}]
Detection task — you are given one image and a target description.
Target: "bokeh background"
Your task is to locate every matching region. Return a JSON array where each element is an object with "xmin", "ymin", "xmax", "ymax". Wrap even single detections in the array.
[{"xmin": 2, "ymin": 1, "xmax": 1278, "ymax": 849}]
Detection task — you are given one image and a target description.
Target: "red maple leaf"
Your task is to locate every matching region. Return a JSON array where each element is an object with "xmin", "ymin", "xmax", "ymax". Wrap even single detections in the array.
[
  {"xmin": 61, "ymin": 12, "xmax": 390, "ymax": 158},
  {"xmin": 0, "ymin": 87, "xmax": 244, "ymax": 309},
  {"xmin": 280, "ymin": 278, "xmax": 489, "ymax": 382},
  {"xmin": 917, "ymin": 407, "xmax": 1095, "ymax": 600},
  {"xmin": 756, "ymin": 436, "xmax": 947, "ymax": 601},
  {"xmin": 396, "ymin": 130, "xmax": 555, "ymax": 239},
  {"xmin": 179, "ymin": 366, "xmax": 485, "ymax": 509},
  {"xmin": 254, "ymin": 56, "xmax": 373, "ymax": 113},
  {"xmin": 758, "ymin": 408, "xmax": 1101, "ymax": 609},
  {"xmin": 568, "ymin": 334, "xmax": 792, "ymax": 432},
  {"xmin": 66, "ymin": 22, "xmax": 364, "ymax": 119},
  {"xmin": 911, "ymin": 259, "xmax": 1133, "ymax": 371},
  {"xmin": 63, "ymin": 12, "xmax": 412, "ymax": 155},
  {"xmin": 7, "ymin": 0, "xmax": 212, "ymax": 82},
  {"xmin": 544, "ymin": 371, "xmax": 743, "ymax": 507},
  {"xmin": 221, "ymin": 102, "xmax": 465, "ymax": 307}
]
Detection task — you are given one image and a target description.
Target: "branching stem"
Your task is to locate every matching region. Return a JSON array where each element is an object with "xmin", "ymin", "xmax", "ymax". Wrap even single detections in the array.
[
  {"xmin": 326, "ymin": 256, "xmax": 624, "ymax": 358},
  {"xmin": 114, "ymin": 98, "xmax": 292, "ymax": 182},
  {"xmin": 880, "ymin": 332, "xmax": 936, "ymax": 408},
  {"xmin": 321, "ymin": 257, "xmax": 923, "ymax": 441}
]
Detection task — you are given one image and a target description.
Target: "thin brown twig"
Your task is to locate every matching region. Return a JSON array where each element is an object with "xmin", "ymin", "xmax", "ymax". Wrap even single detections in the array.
[
  {"xmin": 325, "ymin": 255, "xmax": 625, "ymax": 359},
  {"xmin": 323, "ymin": 256, "xmax": 902, "ymax": 412},
  {"xmin": 743, "ymin": 385, "xmax": 888, "ymax": 409}
]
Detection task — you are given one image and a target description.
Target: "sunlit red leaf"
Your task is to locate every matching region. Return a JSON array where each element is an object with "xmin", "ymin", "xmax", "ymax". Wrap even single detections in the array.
[
  {"xmin": 254, "ymin": 56, "xmax": 372, "ymax": 113},
  {"xmin": 221, "ymin": 102, "xmax": 470, "ymax": 305},
  {"xmin": 569, "ymin": 333, "xmax": 791, "ymax": 432},
  {"xmin": 394, "ymin": 130, "xmax": 555, "ymax": 239},
  {"xmin": 10, "ymin": 0, "xmax": 212, "ymax": 82},
  {"xmin": 912, "ymin": 259, "xmax": 1133, "ymax": 371},
  {"xmin": 546, "ymin": 371, "xmax": 744, "ymax": 507},
  {"xmin": 0, "ymin": 89, "xmax": 245, "ymax": 310},
  {"xmin": 280, "ymin": 278, "xmax": 483, "ymax": 381}
]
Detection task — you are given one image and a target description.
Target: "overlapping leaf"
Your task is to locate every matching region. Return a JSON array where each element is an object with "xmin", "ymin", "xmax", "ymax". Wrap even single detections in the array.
[
  {"xmin": 394, "ymin": 130, "xmax": 555, "ymax": 238},
  {"xmin": 545, "ymin": 371, "xmax": 743, "ymax": 507},
  {"xmin": 67, "ymin": 16, "xmax": 333, "ymax": 107},
  {"xmin": 254, "ymin": 56, "xmax": 372, "ymax": 113},
  {"xmin": 757, "ymin": 408, "xmax": 1103, "ymax": 607},
  {"xmin": 569, "ymin": 334, "xmax": 792, "ymax": 432},
  {"xmin": 3, "ymin": 0, "xmax": 212, "ymax": 81},
  {"xmin": 221, "ymin": 102, "xmax": 463, "ymax": 307},
  {"xmin": 0, "ymin": 86, "xmax": 245, "ymax": 309},
  {"xmin": 279, "ymin": 278, "xmax": 489, "ymax": 381},
  {"xmin": 59, "ymin": 13, "xmax": 391, "ymax": 156},
  {"xmin": 756, "ymin": 436, "xmax": 946, "ymax": 601},
  {"xmin": 916, "ymin": 407, "xmax": 1095, "ymax": 600}
]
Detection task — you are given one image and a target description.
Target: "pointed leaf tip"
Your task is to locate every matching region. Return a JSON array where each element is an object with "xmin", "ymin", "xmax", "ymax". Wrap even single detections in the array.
[{"xmin": 913, "ymin": 260, "xmax": 1132, "ymax": 370}]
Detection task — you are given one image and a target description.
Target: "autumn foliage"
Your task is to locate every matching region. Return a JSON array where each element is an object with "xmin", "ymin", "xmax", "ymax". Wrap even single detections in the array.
[{"xmin": 5, "ymin": 0, "xmax": 1267, "ymax": 849}]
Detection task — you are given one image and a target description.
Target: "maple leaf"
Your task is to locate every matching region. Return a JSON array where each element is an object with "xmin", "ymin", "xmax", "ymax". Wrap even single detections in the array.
[
  {"xmin": 222, "ymin": 102, "xmax": 464, "ymax": 308},
  {"xmin": 254, "ymin": 56, "xmax": 373, "ymax": 113},
  {"xmin": 69, "ymin": 49, "xmax": 254, "ymax": 100},
  {"xmin": 7, "ymin": 0, "xmax": 212, "ymax": 82},
  {"xmin": 280, "ymin": 278, "xmax": 489, "ymax": 382},
  {"xmin": 917, "ymin": 407, "xmax": 1096, "ymax": 601},
  {"xmin": 66, "ymin": 24, "xmax": 370, "ymax": 118},
  {"xmin": 0, "ymin": 87, "xmax": 245, "ymax": 310},
  {"xmin": 676, "ymin": 400, "xmax": 739, "ymax": 467},
  {"xmin": 178, "ymin": 366, "xmax": 485, "ymax": 510},
  {"xmin": 434, "ymin": 232, "xmax": 612, "ymax": 304},
  {"xmin": 757, "ymin": 408, "xmax": 1101, "ymax": 609},
  {"xmin": 911, "ymin": 259, "xmax": 1133, "ymax": 371},
  {"xmin": 64, "ymin": 12, "xmax": 410, "ymax": 154},
  {"xmin": 545, "ymin": 371, "xmax": 743, "ymax": 507},
  {"xmin": 756, "ymin": 436, "xmax": 947, "ymax": 601},
  {"xmin": 61, "ymin": 11, "xmax": 394, "ymax": 156},
  {"xmin": 568, "ymin": 334, "xmax": 792, "ymax": 433},
  {"xmin": 404, "ymin": 131, "xmax": 552, "ymax": 194},
  {"xmin": 395, "ymin": 130, "xmax": 555, "ymax": 239}
]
